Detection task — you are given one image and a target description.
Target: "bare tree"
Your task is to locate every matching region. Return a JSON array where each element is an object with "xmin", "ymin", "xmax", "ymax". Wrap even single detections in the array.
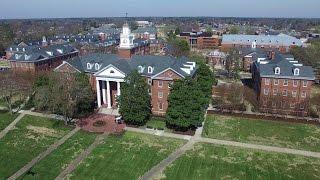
[{"xmin": 0, "ymin": 71, "xmax": 34, "ymax": 114}]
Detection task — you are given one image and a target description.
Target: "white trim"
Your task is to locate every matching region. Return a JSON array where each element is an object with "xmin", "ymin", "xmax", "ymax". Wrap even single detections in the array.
[
  {"xmin": 151, "ymin": 68, "xmax": 185, "ymax": 79},
  {"xmin": 94, "ymin": 64, "xmax": 126, "ymax": 77},
  {"xmin": 54, "ymin": 61, "xmax": 81, "ymax": 73}
]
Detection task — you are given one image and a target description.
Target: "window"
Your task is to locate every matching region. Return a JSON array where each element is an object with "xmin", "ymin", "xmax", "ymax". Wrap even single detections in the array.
[
  {"xmin": 265, "ymin": 78, "xmax": 270, "ymax": 85},
  {"xmin": 294, "ymin": 68, "xmax": 300, "ymax": 76},
  {"xmin": 273, "ymin": 89, "xmax": 278, "ymax": 96},
  {"xmin": 158, "ymin": 81, "xmax": 163, "ymax": 87},
  {"xmin": 272, "ymin": 101, "xmax": 277, "ymax": 108},
  {"xmin": 168, "ymin": 81, "xmax": 173, "ymax": 89},
  {"xmin": 148, "ymin": 66, "xmax": 153, "ymax": 74},
  {"xmin": 300, "ymin": 104, "xmax": 305, "ymax": 110},
  {"xmin": 293, "ymin": 80, "xmax": 298, "ymax": 87},
  {"xmin": 283, "ymin": 90, "xmax": 288, "ymax": 96},
  {"xmin": 290, "ymin": 103, "xmax": 296, "ymax": 109},
  {"xmin": 158, "ymin": 92, "xmax": 163, "ymax": 98},
  {"xmin": 303, "ymin": 81, "xmax": 308, "ymax": 87},
  {"xmin": 158, "ymin": 102, "xmax": 163, "ymax": 110},
  {"xmin": 292, "ymin": 91, "xmax": 297, "ymax": 97},
  {"xmin": 274, "ymin": 79, "xmax": 279, "ymax": 85},
  {"xmin": 301, "ymin": 91, "xmax": 307, "ymax": 98},
  {"xmin": 283, "ymin": 79, "xmax": 288, "ymax": 86},
  {"xmin": 138, "ymin": 65, "xmax": 144, "ymax": 73},
  {"xmin": 147, "ymin": 79, "xmax": 152, "ymax": 85},
  {"xmin": 95, "ymin": 63, "xmax": 100, "ymax": 70},
  {"xmin": 275, "ymin": 67, "xmax": 280, "ymax": 75},
  {"xmin": 264, "ymin": 89, "xmax": 269, "ymax": 95},
  {"xmin": 87, "ymin": 63, "xmax": 92, "ymax": 69}
]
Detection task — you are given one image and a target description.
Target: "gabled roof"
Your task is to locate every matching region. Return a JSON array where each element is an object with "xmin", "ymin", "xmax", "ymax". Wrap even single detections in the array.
[
  {"xmin": 63, "ymin": 53, "xmax": 197, "ymax": 78},
  {"xmin": 222, "ymin": 34, "xmax": 303, "ymax": 46},
  {"xmin": 254, "ymin": 53, "xmax": 315, "ymax": 80}
]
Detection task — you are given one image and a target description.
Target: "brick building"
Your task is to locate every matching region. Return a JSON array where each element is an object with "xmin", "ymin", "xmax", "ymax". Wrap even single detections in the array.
[
  {"xmin": 221, "ymin": 34, "xmax": 303, "ymax": 53},
  {"xmin": 179, "ymin": 32, "xmax": 221, "ymax": 49},
  {"xmin": 252, "ymin": 52, "xmax": 315, "ymax": 116},
  {"xmin": 55, "ymin": 24, "xmax": 197, "ymax": 116},
  {"xmin": 8, "ymin": 43, "xmax": 78, "ymax": 73}
]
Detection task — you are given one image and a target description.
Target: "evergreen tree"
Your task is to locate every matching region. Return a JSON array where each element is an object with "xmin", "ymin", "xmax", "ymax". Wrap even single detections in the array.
[
  {"xmin": 118, "ymin": 70, "xmax": 151, "ymax": 126},
  {"xmin": 166, "ymin": 78, "xmax": 205, "ymax": 131},
  {"xmin": 196, "ymin": 62, "xmax": 215, "ymax": 106}
]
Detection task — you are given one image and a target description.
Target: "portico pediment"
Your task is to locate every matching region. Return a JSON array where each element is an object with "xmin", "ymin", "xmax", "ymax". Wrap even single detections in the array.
[{"xmin": 94, "ymin": 65, "xmax": 126, "ymax": 78}]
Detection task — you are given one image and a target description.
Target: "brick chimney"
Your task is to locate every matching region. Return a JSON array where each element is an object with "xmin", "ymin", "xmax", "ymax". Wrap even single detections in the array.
[
  {"xmin": 118, "ymin": 48, "xmax": 132, "ymax": 59},
  {"xmin": 267, "ymin": 50, "xmax": 276, "ymax": 60}
]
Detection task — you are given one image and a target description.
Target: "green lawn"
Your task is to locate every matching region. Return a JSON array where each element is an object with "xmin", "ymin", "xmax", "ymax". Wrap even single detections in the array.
[
  {"xmin": 69, "ymin": 132, "xmax": 185, "ymax": 180},
  {"xmin": 0, "ymin": 110, "xmax": 18, "ymax": 131},
  {"xmin": 0, "ymin": 115, "xmax": 72, "ymax": 179},
  {"xmin": 146, "ymin": 118, "xmax": 166, "ymax": 130},
  {"xmin": 164, "ymin": 143, "xmax": 320, "ymax": 180},
  {"xmin": 19, "ymin": 130, "xmax": 97, "ymax": 180},
  {"xmin": 203, "ymin": 115, "xmax": 320, "ymax": 152}
]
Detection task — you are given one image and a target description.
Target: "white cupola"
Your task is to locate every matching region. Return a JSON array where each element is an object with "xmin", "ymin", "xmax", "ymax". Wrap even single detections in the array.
[{"xmin": 120, "ymin": 23, "xmax": 134, "ymax": 49}]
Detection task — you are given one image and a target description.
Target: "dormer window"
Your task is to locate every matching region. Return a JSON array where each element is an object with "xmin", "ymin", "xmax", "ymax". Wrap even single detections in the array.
[
  {"xmin": 138, "ymin": 65, "xmax": 145, "ymax": 73},
  {"xmin": 294, "ymin": 68, "xmax": 300, "ymax": 76},
  {"xmin": 275, "ymin": 67, "xmax": 281, "ymax": 75},
  {"xmin": 87, "ymin": 63, "xmax": 93, "ymax": 69},
  {"xmin": 148, "ymin": 66, "xmax": 153, "ymax": 74},
  {"xmin": 95, "ymin": 63, "xmax": 101, "ymax": 70}
]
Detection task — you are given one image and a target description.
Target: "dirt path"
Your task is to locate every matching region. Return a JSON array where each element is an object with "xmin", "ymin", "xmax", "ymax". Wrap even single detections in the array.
[
  {"xmin": 0, "ymin": 111, "xmax": 26, "ymax": 139},
  {"xmin": 8, "ymin": 127, "xmax": 81, "ymax": 180},
  {"xmin": 55, "ymin": 133, "xmax": 108, "ymax": 180}
]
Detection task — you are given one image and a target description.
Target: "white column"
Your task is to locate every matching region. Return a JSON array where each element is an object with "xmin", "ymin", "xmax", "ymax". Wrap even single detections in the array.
[
  {"xmin": 117, "ymin": 81, "xmax": 121, "ymax": 96},
  {"xmin": 106, "ymin": 81, "xmax": 111, "ymax": 108},
  {"xmin": 102, "ymin": 81, "xmax": 107, "ymax": 105},
  {"xmin": 96, "ymin": 80, "xmax": 101, "ymax": 108}
]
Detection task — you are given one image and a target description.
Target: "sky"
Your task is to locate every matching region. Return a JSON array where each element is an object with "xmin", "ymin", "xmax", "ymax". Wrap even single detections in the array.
[{"xmin": 1, "ymin": 0, "xmax": 319, "ymax": 19}]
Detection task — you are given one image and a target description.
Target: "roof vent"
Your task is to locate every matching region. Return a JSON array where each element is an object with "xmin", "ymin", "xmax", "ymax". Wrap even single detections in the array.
[
  {"xmin": 275, "ymin": 67, "xmax": 281, "ymax": 75},
  {"xmin": 293, "ymin": 68, "xmax": 300, "ymax": 76},
  {"xmin": 147, "ymin": 66, "xmax": 154, "ymax": 74},
  {"xmin": 87, "ymin": 63, "xmax": 93, "ymax": 70}
]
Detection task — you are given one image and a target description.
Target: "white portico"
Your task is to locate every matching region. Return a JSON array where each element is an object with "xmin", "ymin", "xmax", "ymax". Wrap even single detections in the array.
[{"xmin": 95, "ymin": 65, "xmax": 126, "ymax": 109}]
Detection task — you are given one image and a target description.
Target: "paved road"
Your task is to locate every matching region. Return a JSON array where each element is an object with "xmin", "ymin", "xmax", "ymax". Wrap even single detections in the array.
[
  {"xmin": 55, "ymin": 133, "xmax": 108, "ymax": 180},
  {"xmin": 0, "ymin": 111, "xmax": 26, "ymax": 139},
  {"xmin": 8, "ymin": 127, "xmax": 81, "ymax": 180}
]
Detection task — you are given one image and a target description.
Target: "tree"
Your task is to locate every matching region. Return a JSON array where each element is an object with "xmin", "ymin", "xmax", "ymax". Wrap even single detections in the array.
[
  {"xmin": 167, "ymin": 38, "xmax": 190, "ymax": 57},
  {"xmin": 174, "ymin": 27, "xmax": 181, "ymax": 35},
  {"xmin": 195, "ymin": 61, "xmax": 215, "ymax": 105},
  {"xmin": 166, "ymin": 78, "xmax": 205, "ymax": 131},
  {"xmin": 245, "ymin": 26, "xmax": 255, "ymax": 35},
  {"xmin": 34, "ymin": 72, "xmax": 95, "ymax": 124},
  {"xmin": 226, "ymin": 48, "xmax": 241, "ymax": 79},
  {"xmin": 229, "ymin": 26, "xmax": 239, "ymax": 34},
  {"xmin": 130, "ymin": 21, "xmax": 139, "ymax": 31},
  {"xmin": 0, "ymin": 71, "xmax": 34, "ymax": 114},
  {"xmin": 118, "ymin": 70, "xmax": 151, "ymax": 126}
]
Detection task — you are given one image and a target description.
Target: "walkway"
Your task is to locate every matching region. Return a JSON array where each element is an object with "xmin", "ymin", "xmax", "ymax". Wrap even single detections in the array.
[
  {"xmin": 78, "ymin": 114, "xmax": 125, "ymax": 134},
  {"xmin": 55, "ymin": 133, "xmax": 108, "ymax": 180},
  {"xmin": 8, "ymin": 127, "xmax": 81, "ymax": 180},
  {"xmin": 0, "ymin": 111, "xmax": 25, "ymax": 139}
]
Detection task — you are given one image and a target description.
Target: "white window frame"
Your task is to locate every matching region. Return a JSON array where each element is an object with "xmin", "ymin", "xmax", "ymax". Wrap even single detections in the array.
[
  {"xmin": 273, "ymin": 89, "xmax": 278, "ymax": 96},
  {"xmin": 283, "ymin": 79, "xmax": 288, "ymax": 86},
  {"xmin": 292, "ymin": 91, "xmax": 297, "ymax": 97},
  {"xmin": 283, "ymin": 90, "xmax": 288, "ymax": 97},
  {"xmin": 293, "ymin": 80, "xmax": 298, "ymax": 87},
  {"xmin": 290, "ymin": 103, "xmax": 295, "ymax": 109},
  {"xmin": 158, "ymin": 102, "xmax": 163, "ymax": 110},
  {"xmin": 300, "ymin": 104, "xmax": 305, "ymax": 110},
  {"xmin": 274, "ymin": 79, "xmax": 279, "ymax": 85},
  {"xmin": 158, "ymin": 80, "xmax": 163, "ymax": 87},
  {"xmin": 148, "ymin": 66, "xmax": 153, "ymax": 74},
  {"xmin": 264, "ymin": 89, "xmax": 269, "ymax": 95},
  {"xmin": 294, "ymin": 68, "xmax": 300, "ymax": 76},
  {"xmin": 303, "ymin": 81, "xmax": 308, "ymax": 87},
  {"xmin": 158, "ymin": 91, "xmax": 163, "ymax": 99},
  {"xmin": 301, "ymin": 91, "xmax": 307, "ymax": 98},
  {"xmin": 147, "ymin": 79, "xmax": 152, "ymax": 85},
  {"xmin": 265, "ymin": 78, "xmax": 270, "ymax": 85},
  {"xmin": 275, "ymin": 67, "xmax": 281, "ymax": 75}
]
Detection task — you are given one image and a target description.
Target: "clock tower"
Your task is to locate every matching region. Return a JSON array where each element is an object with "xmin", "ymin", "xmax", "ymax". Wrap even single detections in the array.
[{"xmin": 119, "ymin": 23, "xmax": 134, "ymax": 49}]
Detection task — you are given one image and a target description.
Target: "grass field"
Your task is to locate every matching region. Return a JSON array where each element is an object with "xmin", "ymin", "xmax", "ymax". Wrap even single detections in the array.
[
  {"xmin": 0, "ymin": 110, "xmax": 18, "ymax": 131},
  {"xmin": 0, "ymin": 115, "xmax": 72, "ymax": 179},
  {"xmin": 164, "ymin": 143, "xmax": 320, "ymax": 180},
  {"xmin": 69, "ymin": 132, "xmax": 185, "ymax": 180},
  {"xmin": 203, "ymin": 115, "xmax": 320, "ymax": 152},
  {"xmin": 146, "ymin": 118, "xmax": 166, "ymax": 130},
  {"xmin": 19, "ymin": 130, "xmax": 97, "ymax": 180}
]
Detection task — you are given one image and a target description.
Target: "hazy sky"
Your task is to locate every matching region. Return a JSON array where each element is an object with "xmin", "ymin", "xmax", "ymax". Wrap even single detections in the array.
[{"xmin": 1, "ymin": 0, "xmax": 319, "ymax": 19}]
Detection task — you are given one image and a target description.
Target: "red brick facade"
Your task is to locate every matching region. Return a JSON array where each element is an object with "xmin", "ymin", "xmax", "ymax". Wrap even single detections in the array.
[{"xmin": 257, "ymin": 77, "xmax": 313, "ymax": 116}]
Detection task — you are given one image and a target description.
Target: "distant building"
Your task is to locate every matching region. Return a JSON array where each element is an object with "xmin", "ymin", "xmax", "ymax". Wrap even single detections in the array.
[
  {"xmin": 55, "ymin": 23, "xmax": 197, "ymax": 116},
  {"xmin": 132, "ymin": 27, "xmax": 157, "ymax": 40},
  {"xmin": 206, "ymin": 50, "xmax": 226, "ymax": 69},
  {"xmin": 252, "ymin": 52, "xmax": 315, "ymax": 116},
  {"xmin": 8, "ymin": 44, "xmax": 78, "ymax": 73},
  {"xmin": 136, "ymin": 21, "xmax": 152, "ymax": 27},
  {"xmin": 179, "ymin": 32, "xmax": 221, "ymax": 49},
  {"xmin": 221, "ymin": 34, "xmax": 303, "ymax": 53}
]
